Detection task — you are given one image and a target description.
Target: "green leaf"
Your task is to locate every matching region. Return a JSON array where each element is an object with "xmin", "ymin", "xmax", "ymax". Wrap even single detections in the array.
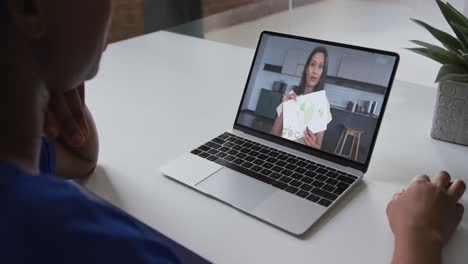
[
  {"xmin": 410, "ymin": 40, "xmax": 448, "ymax": 51},
  {"xmin": 407, "ymin": 45, "xmax": 467, "ymax": 67},
  {"xmin": 409, "ymin": 39, "xmax": 468, "ymax": 67},
  {"xmin": 450, "ymin": 23, "xmax": 468, "ymax": 51},
  {"xmin": 436, "ymin": 0, "xmax": 468, "ymax": 50},
  {"xmin": 435, "ymin": 64, "xmax": 467, "ymax": 82},
  {"xmin": 407, "ymin": 47, "xmax": 448, "ymax": 64},
  {"xmin": 410, "ymin": 40, "xmax": 462, "ymax": 63},
  {"xmin": 446, "ymin": 2, "xmax": 468, "ymax": 26},
  {"xmin": 410, "ymin": 18, "xmax": 463, "ymax": 53}
]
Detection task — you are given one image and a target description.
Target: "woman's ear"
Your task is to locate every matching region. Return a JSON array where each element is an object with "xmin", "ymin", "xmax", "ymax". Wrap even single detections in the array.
[{"xmin": 7, "ymin": 0, "xmax": 46, "ymax": 39}]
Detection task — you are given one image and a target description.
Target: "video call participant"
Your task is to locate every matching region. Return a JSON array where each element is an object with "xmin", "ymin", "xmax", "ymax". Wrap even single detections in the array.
[{"xmin": 271, "ymin": 47, "xmax": 329, "ymax": 149}]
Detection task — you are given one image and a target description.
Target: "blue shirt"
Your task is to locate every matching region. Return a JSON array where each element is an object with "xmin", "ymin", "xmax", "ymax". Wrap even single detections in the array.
[{"xmin": 1, "ymin": 138, "xmax": 180, "ymax": 263}]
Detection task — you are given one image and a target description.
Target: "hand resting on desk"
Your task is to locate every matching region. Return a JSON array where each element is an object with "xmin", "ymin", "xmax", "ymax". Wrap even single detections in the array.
[{"xmin": 387, "ymin": 171, "xmax": 466, "ymax": 264}]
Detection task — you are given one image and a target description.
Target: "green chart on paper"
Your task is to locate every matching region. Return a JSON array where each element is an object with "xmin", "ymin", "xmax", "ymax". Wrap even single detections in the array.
[
  {"xmin": 300, "ymin": 102, "xmax": 324, "ymax": 124},
  {"xmin": 281, "ymin": 90, "xmax": 332, "ymax": 140}
]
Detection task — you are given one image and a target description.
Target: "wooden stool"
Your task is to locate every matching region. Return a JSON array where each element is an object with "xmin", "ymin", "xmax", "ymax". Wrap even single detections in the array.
[{"xmin": 334, "ymin": 127, "xmax": 364, "ymax": 161}]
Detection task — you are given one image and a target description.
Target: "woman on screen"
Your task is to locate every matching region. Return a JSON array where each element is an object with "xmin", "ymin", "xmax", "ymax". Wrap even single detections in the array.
[{"xmin": 271, "ymin": 46, "xmax": 329, "ymax": 149}]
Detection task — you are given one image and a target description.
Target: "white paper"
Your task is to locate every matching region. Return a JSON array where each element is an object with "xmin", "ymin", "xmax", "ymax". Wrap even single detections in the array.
[{"xmin": 281, "ymin": 91, "xmax": 332, "ymax": 141}]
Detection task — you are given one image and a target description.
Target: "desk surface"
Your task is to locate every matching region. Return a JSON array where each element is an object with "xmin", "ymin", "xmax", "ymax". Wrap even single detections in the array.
[{"xmin": 83, "ymin": 31, "xmax": 468, "ymax": 263}]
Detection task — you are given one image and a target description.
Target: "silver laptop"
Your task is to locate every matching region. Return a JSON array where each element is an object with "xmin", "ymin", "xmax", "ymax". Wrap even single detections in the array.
[{"xmin": 160, "ymin": 31, "xmax": 399, "ymax": 235}]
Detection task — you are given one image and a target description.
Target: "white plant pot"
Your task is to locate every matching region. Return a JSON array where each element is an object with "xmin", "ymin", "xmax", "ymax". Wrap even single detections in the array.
[{"xmin": 431, "ymin": 80, "xmax": 468, "ymax": 146}]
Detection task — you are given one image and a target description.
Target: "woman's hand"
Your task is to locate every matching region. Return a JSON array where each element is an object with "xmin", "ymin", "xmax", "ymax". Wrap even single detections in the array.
[
  {"xmin": 44, "ymin": 83, "xmax": 99, "ymax": 178},
  {"xmin": 282, "ymin": 92, "xmax": 298, "ymax": 102},
  {"xmin": 44, "ymin": 84, "xmax": 90, "ymax": 147},
  {"xmin": 304, "ymin": 128, "xmax": 319, "ymax": 148},
  {"xmin": 387, "ymin": 171, "xmax": 465, "ymax": 245}
]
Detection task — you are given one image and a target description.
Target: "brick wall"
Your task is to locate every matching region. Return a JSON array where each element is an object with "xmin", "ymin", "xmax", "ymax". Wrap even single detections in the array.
[{"xmin": 108, "ymin": 0, "xmax": 144, "ymax": 43}]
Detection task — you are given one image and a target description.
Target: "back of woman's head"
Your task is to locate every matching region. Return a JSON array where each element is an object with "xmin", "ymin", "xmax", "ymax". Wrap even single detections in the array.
[{"xmin": 4, "ymin": 0, "xmax": 112, "ymax": 94}]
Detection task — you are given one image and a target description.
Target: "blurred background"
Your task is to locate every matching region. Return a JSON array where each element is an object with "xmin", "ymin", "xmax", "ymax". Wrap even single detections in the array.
[
  {"xmin": 108, "ymin": 0, "xmax": 468, "ymax": 87},
  {"xmin": 109, "ymin": 0, "xmax": 468, "ymax": 42},
  {"xmin": 108, "ymin": 0, "xmax": 320, "ymax": 43},
  {"xmin": 105, "ymin": 0, "xmax": 468, "ymax": 162}
]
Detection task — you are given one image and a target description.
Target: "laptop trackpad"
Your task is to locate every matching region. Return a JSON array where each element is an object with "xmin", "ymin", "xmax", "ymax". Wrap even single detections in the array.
[{"xmin": 196, "ymin": 168, "xmax": 276, "ymax": 212}]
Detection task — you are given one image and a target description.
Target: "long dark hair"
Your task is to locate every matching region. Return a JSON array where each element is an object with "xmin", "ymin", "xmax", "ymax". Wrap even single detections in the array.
[{"xmin": 295, "ymin": 47, "xmax": 328, "ymax": 95}]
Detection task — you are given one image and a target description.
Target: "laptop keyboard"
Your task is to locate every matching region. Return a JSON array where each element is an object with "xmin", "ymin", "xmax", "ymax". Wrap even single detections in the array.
[{"xmin": 190, "ymin": 133, "xmax": 358, "ymax": 207}]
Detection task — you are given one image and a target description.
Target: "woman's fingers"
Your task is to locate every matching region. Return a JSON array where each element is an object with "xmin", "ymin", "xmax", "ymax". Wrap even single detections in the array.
[
  {"xmin": 64, "ymin": 88, "xmax": 89, "ymax": 137},
  {"xmin": 407, "ymin": 175, "xmax": 430, "ymax": 190},
  {"xmin": 434, "ymin": 171, "xmax": 451, "ymax": 189},
  {"xmin": 45, "ymin": 83, "xmax": 89, "ymax": 147},
  {"xmin": 304, "ymin": 136, "xmax": 314, "ymax": 146},
  {"xmin": 411, "ymin": 175, "xmax": 431, "ymax": 184},
  {"xmin": 309, "ymin": 132, "xmax": 316, "ymax": 142},
  {"xmin": 44, "ymin": 110, "xmax": 60, "ymax": 139},
  {"xmin": 77, "ymin": 83, "xmax": 85, "ymax": 104},
  {"xmin": 283, "ymin": 93, "xmax": 297, "ymax": 102},
  {"xmin": 49, "ymin": 93, "xmax": 85, "ymax": 147},
  {"xmin": 448, "ymin": 180, "xmax": 466, "ymax": 202},
  {"xmin": 303, "ymin": 131, "xmax": 312, "ymax": 145},
  {"xmin": 304, "ymin": 128, "xmax": 316, "ymax": 142},
  {"xmin": 392, "ymin": 191, "xmax": 403, "ymax": 200},
  {"xmin": 303, "ymin": 130, "xmax": 316, "ymax": 146}
]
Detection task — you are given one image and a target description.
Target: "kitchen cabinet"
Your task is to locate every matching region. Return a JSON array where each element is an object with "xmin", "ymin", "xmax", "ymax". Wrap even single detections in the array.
[
  {"xmin": 281, "ymin": 49, "xmax": 308, "ymax": 76},
  {"xmin": 337, "ymin": 53, "xmax": 394, "ymax": 87},
  {"xmin": 280, "ymin": 48, "xmax": 394, "ymax": 87},
  {"xmin": 255, "ymin": 88, "xmax": 283, "ymax": 119}
]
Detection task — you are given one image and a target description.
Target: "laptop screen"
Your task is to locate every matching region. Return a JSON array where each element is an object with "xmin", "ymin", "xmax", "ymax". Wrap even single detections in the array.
[{"xmin": 235, "ymin": 32, "xmax": 398, "ymax": 165}]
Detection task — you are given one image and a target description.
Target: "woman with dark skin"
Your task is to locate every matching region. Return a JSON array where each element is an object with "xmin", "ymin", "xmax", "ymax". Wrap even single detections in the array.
[
  {"xmin": 2, "ymin": 0, "xmax": 178, "ymax": 262},
  {"xmin": 271, "ymin": 47, "xmax": 329, "ymax": 149}
]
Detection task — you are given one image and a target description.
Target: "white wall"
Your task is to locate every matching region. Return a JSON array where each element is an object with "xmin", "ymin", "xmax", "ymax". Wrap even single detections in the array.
[{"xmin": 241, "ymin": 34, "xmax": 395, "ymax": 114}]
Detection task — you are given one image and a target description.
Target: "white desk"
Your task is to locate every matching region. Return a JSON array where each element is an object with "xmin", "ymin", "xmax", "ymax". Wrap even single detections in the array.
[{"xmin": 82, "ymin": 31, "xmax": 468, "ymax": 263}]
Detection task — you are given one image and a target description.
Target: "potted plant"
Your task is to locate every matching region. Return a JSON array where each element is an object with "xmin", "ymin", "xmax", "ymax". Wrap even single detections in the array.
[{"xmin": 410, "ymin": 0, "xmax": 468, "ymax": 146}]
